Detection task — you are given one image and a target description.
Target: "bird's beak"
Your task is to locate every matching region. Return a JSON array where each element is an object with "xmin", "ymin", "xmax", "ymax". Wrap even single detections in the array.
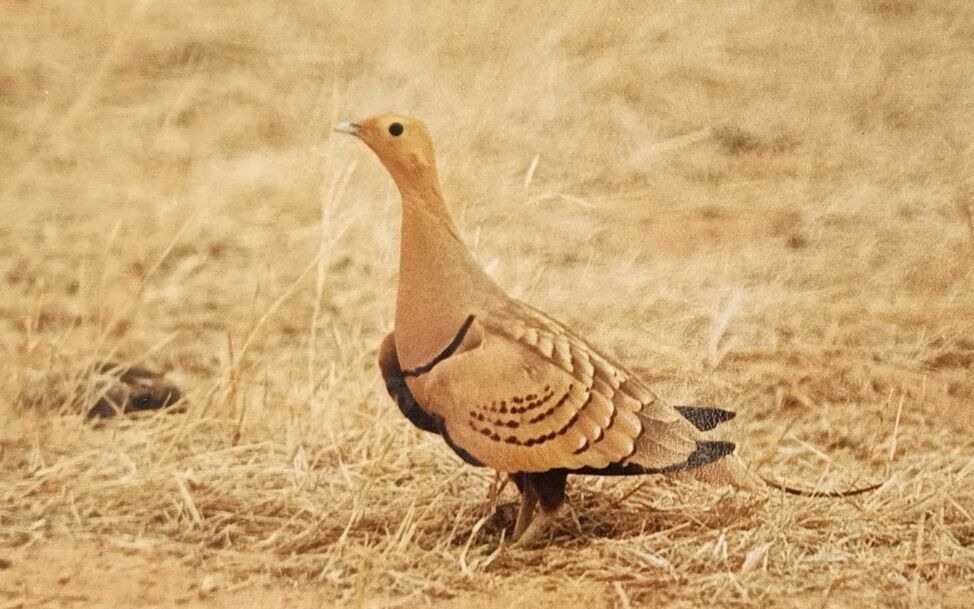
[{"xmin": 334, "ymin": 121, "xmax": 360, "ymax": 136}]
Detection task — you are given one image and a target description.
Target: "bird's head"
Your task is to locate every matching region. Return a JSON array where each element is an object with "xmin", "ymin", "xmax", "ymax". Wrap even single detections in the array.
[{"xmin": 335, "ymin": 113, "xmax": 438, "ymax": 194}]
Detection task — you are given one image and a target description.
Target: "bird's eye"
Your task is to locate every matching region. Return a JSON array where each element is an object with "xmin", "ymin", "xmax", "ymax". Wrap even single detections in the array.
[{"xmin": 388, "ymin": 122, "xmax": 404, "ymax": 137}]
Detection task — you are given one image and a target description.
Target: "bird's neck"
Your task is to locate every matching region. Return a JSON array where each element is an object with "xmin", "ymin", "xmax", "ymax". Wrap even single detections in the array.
[{"xmin": 394, "ymin": 181, "xmax": 498, "ymax": 370}]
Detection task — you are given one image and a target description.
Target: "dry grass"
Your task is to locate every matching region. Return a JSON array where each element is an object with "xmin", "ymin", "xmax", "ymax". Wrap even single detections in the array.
[{"xmin": 2, "ymin": 1, "xmax": 973, "ymax": 607}]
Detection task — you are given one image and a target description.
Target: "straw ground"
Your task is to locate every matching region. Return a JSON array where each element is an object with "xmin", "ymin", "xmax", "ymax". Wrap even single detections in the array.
[{"xmin": 1, "ymin": 1, "xmax": 973, "ymax": 607}]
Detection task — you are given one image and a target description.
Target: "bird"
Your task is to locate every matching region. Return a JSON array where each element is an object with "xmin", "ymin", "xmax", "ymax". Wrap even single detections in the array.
[{"xmin": 335, "ymin": 113, "xmax": 881, "ymax": 545}]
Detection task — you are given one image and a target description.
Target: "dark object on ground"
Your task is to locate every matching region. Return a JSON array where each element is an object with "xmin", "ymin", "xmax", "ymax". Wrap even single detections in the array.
[
  {"xmin": 85, "ymin": 362, "xmax": 183, "ymax": 419},
  {"xmin": 19, "ymin": 361, "xmax": 184, "ymax": 419}
]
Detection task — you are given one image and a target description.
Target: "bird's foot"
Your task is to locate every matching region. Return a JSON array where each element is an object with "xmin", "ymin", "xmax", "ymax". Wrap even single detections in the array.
[
  {"xmin": 511, "ymin": 491, "xmax": 538, "ymax": 542},
  {"xmin": 511, "ymin": 505, "xmax": 565, "ymax": 548}
]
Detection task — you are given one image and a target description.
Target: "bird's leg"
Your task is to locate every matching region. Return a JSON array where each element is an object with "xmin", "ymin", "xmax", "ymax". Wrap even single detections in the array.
[
  {"xmin": 512, "ymin": 470, "xmax": 568, "ymax": 547},
  {"xmin": 511, "ymin": 473, "xmax": 538, "ymax": 541}
]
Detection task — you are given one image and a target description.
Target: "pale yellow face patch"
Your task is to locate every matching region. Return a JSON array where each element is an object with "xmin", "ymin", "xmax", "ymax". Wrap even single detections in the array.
[{"xmin": 335, "ymin": 113, "xmax": 437, "ymax": 184}]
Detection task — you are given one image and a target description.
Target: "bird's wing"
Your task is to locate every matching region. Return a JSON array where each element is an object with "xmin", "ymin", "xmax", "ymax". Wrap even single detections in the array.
[{"xmin": 419, "ymin": 304, "xmax": 704, "ymax": 473}]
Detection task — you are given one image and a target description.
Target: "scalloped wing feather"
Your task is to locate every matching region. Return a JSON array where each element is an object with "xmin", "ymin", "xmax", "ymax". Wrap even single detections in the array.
[{"xmin": 419, "ymin": 308, "xmax": 703, "ymax": 473}]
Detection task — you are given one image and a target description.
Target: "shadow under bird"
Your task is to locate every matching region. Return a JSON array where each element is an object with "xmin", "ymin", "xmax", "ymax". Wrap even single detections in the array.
[{"xmin": 335, "ymin": 114, "xmax": 882, "ymax": 545}]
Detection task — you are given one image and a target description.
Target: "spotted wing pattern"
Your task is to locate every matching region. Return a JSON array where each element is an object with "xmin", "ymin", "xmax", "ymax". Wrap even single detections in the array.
[{"xmin": 420, "ymin": 302, "xmax": 704, "ymax": 474}]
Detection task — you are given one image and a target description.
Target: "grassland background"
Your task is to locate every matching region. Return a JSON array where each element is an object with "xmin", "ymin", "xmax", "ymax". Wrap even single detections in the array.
[{"xmin": 1, "ymin": 0, "xmax": 973, "ymax": 607}]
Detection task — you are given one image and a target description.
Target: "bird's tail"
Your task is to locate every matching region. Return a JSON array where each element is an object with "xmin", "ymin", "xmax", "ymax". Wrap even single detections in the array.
[
  {"xmin": 684, "ymin": 453, "xmax": 884, "ymax": 497},
  {"xmin": 675, "ymin": 406, "xmax": 884, "ymax": 497}
]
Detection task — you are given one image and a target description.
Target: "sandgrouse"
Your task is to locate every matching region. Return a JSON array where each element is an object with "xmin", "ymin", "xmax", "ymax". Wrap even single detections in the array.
[{"xmin": 335, "ymin": 113, "xmax": 879, "ymax": 545}]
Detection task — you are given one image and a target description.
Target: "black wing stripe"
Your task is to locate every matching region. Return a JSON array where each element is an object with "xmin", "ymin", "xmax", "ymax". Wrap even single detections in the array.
[{"xmin": 402, "ymin": 314, "xmax": 477, "ymax": 377}]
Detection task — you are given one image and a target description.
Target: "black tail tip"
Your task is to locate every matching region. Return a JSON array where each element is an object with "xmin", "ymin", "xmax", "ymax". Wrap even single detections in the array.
[
  {"xmin": 675, "ymin": 406, "xmax": 737, "ymax": 431},
  {"xmin": 658, "ymin": 440, "xmax": 737, "ymax": 474}
]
